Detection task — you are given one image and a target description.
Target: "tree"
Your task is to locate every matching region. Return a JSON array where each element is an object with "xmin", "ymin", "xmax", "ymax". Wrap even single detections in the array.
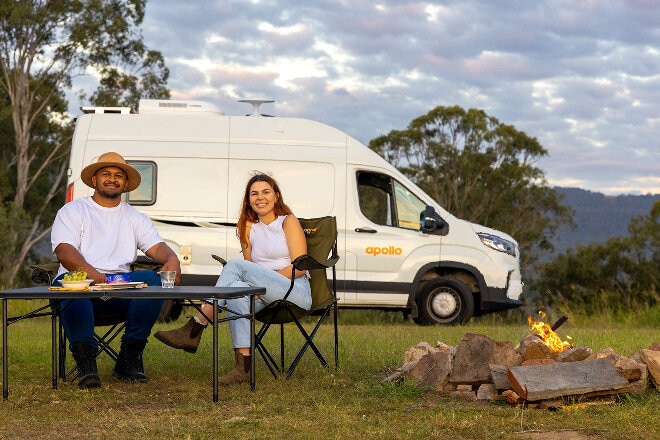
[
  {"xmin": 369, "ymin": 105, "xmax": 572, "ymax": 272},
  {"xmin": 0, "ymin": 74, "xmax": 71, "ymax": 288},
  {"xmin": 0, "ymin": 0, "xmax": 169, "ymax": 287},
  {"xmin": 533, "ymin": 201, "xmax": 659, "ymax": 313}
]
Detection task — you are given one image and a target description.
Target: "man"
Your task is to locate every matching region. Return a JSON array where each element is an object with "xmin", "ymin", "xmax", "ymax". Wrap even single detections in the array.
[{"xmin": 51, "ymin": 151, "xmax": 181, "ymax": 389}]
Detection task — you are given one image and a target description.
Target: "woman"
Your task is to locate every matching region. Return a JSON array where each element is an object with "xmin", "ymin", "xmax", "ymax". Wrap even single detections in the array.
[{"xmin": 154, "ymin": 173, "xmax": 311, "ymax": 385}]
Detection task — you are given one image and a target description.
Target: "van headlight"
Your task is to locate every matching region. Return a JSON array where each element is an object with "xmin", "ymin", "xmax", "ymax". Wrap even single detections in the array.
[{"xmin": 477, "ymin": 233, "xmax": 517, "ymax": 257}]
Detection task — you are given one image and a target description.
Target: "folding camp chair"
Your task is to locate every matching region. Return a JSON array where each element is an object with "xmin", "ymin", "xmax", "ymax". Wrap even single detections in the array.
[
  {"xmin": 30, "ymin": 263, "xmax": 141, "ymax": 382},
  {"xmin": 254, "ymin": 216, "xmax": 340, "ymax": 380},
  {"xmin": 60, "ymin": 311, "xmax": 130, "ymax": 382}
]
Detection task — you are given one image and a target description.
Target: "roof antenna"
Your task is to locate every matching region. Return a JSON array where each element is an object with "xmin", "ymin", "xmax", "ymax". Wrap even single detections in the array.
[{"xmin": 238, "ymin": 99, "xmax": 274, "ymax": 117}]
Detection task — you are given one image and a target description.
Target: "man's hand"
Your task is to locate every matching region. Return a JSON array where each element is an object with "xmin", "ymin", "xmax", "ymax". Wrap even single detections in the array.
[
  {"xmin": 159, "ymin": 255, "xmax": 182, "ymax": 285},
  {"xmin": 147, "ymin": 242, "xmax": 182, "ymax": 285},
  {"xmin": 86, "ymin": 268, "xmax": 108, "ymax": 285}
]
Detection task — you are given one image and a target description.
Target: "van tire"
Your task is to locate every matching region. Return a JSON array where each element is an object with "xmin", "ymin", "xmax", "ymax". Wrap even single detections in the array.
[
  {"xmin": 414, "ymin": 278, "xmax": 474, "ymax": 325},
  {"xmin": 157, "ymin": 299, "xmax": 183, "ymax": 323}
]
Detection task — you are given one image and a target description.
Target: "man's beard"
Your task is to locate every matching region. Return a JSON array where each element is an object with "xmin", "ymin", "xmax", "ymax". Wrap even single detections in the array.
[{"xmin": 97, "ymin": 187, "xmax": 122, "ymax": 199}]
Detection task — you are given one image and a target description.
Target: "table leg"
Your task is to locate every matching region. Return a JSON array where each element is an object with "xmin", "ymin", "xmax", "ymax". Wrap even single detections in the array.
[
  {"xmin": 250, "ymin": 294, "xmax": 255, "ymax": 391},
  {"xmin": 212, "ymin": 299, "xmax": 218, "ymax": 403},
  {"xmin": 51, "ymin": 310, "xmax": 57, "ymax": 390},
  {"xmin": 2, "ymin": 299, "xmax": 8, "ymax": 399}
]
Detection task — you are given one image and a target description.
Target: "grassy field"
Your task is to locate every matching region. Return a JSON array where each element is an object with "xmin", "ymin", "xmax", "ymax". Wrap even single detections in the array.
[{"xmin": 1, "ymin": 302, "xmax": 659, "ymax": 440}]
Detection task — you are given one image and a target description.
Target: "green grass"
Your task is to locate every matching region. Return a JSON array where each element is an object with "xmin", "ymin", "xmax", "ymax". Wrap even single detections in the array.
[{"xmin": 1, "ymin": 304, "xmax": 659, "ymax": 440}]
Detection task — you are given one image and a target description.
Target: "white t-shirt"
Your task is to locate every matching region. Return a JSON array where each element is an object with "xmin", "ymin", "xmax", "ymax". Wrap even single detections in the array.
[{"xmin": 51, "ymin": 197, "xmax": 163, "ymax": 277}]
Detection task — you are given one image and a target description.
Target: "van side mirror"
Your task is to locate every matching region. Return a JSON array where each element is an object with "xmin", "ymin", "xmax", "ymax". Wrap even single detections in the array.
[{"xmin": 420, "ymin": 206, "xmax": 449, "ymax": 236}]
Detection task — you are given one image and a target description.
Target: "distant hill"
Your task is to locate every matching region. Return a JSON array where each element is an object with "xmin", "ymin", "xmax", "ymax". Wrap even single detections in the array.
[{"xmin": 550, "ymin": 187, "xmax": 659, "ymax": 256}]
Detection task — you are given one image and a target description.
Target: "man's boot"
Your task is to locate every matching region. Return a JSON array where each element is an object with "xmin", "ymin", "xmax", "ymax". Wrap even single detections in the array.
[
  {"xmin": 113, "ymin": 340, "xmax": 148, "ymax": 383},
  {"xmin": 71, "ymin": 344, "xmax": 101, "ymax": 389},
  {"xmin": 154, "ymin": 317, "xmax": 207, "ymax": 353},
  {"xmin": 218, "ymin": 351, "xmax": 251, "ymax": 385}
]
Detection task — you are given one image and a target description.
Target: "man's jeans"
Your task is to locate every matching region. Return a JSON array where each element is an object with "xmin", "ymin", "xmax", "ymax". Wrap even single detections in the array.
[{"xmin": 52, "ymin": 270, "xmax": 163, "ymax": 350}]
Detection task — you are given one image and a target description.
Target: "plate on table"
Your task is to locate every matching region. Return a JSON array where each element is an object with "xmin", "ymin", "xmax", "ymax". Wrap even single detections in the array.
[
  {"xmin": 60, "ymin": 279, "xmax": 94, "ymax": 291},
  {"xmin": 89, "ymin": 282, "xmax": 148, "ymax": 291}
]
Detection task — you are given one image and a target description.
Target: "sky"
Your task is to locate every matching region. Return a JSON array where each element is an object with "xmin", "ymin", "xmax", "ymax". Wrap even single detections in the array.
[{"xmin": 133, "ymin": 0, "xmax": 660, "ymax": 196}]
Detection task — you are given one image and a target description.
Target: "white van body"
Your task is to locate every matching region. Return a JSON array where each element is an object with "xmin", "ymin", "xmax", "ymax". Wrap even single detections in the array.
[{"xmin": 65, "ymin": 99, "xmax": 523, "ymax": 324}]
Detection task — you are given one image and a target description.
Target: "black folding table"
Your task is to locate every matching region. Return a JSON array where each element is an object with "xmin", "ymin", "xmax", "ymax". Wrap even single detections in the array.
[{"xmin": 0, "ymin": 285, "xmax": 264, "ymax": 402}]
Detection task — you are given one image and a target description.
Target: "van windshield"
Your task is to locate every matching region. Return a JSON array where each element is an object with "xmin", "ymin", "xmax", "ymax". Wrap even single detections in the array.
[{"xmin": 357, "ymin": 171, "xmax": 426, "ymax": 230}]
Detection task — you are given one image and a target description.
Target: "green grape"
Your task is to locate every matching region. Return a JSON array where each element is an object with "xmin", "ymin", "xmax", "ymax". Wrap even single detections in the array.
[{"xmin": 65, "ymin": 269, "xmax": 88, "ymax": 281}]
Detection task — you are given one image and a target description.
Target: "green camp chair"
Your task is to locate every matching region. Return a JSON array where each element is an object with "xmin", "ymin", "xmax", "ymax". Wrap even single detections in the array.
[{"xmin": 255, "ymin": 216, "xmax": 340, "ymax": 379}]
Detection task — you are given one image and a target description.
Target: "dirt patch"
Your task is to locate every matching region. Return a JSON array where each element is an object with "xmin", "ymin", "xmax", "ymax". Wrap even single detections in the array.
[{"xmin": 513, "ymin": 430, "xmax": 605, "ymax": 440}]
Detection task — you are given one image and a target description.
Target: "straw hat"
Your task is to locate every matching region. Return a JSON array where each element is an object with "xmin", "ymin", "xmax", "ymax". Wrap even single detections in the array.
[{"xmin": 80, "ymin": 152, "xmax": 141, "ymax": 193}]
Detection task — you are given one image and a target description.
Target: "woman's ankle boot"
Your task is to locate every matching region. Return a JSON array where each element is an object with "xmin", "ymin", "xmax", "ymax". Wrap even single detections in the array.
[
  {"xmin": 218, "ymin": 351, "xmax": 251, "ymax": 385},
  {"xmin": 154, "ymin": 317, "xmax": 207, "ymax": 353}
]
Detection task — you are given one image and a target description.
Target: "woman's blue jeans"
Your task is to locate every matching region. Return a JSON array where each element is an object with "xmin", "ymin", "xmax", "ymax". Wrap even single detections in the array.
[
  {"xmin": 52, "ymin": 270, "xmax": 163, "ymax": 350},
  {"xmin": 215, "ymin": 259, "xmax": 311, "ymax": 349}
]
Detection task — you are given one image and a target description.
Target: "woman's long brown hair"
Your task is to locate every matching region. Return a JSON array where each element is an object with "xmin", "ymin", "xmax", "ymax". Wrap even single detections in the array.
[{"xmin": 236, "ymin": 173, "xmax": 293, "ymax": 250}]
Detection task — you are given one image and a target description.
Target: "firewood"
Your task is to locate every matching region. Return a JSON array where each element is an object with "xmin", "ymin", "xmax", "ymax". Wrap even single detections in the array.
[
  {"xmin": 551, "ymin": 314, "xmax": 569, "ymax": 331},
  {"xmin": 507, "ymin": 358, "xmax": 629, "ymax": 401}
]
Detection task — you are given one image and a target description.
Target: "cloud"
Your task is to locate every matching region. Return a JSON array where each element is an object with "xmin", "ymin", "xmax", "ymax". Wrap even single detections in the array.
[{"xmin": 101, "ymin": 0, "xmax": 660, "ymax": 196}]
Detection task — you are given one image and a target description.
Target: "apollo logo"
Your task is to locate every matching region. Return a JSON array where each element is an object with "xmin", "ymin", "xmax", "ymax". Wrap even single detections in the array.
[{"xmin": 365, "ymin": 246, "xmax": 402, "ymax": 256}]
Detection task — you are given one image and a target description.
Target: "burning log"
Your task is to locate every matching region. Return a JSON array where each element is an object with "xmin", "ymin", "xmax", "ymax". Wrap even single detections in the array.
[{"xmin": 550, "ymin": 314, "xmax": 569, "ymax": 331}]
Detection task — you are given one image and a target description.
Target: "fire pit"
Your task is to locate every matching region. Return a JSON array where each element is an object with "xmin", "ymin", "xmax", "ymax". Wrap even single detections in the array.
[{"xmin": 385, "ymin": 326, "xmax": 659, "ymax": 409}]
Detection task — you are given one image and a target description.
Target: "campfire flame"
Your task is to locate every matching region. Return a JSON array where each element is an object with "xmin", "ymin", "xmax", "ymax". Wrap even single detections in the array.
[{"xmin": 528, "ymin": 311, "xmax": 572, "ymax": 353}]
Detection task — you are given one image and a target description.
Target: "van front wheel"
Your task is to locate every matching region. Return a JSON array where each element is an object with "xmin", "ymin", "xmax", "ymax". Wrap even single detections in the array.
[{"xmin": 414, "ymin": 278, "xmax": 474, "ymax": 325}]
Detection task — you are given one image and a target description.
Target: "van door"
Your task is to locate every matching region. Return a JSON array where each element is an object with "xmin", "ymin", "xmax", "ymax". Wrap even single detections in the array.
[{"xmin": 345, "ymin": 170, "xmax": 435, "ymax": 307}]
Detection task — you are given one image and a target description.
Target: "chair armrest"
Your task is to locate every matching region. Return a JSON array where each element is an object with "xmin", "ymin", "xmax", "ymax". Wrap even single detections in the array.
[
  {"xmin": 292, "ymin": 254, "xmax": 339, "ymax": 272},
  {"xmin": 30, "ymin": 262, "xmax": 60, "ymax": 285},
  {"xmin": 211, "ymin": 254, "xmax": 227, "ymax": 266},
  {"xmin": 131, "ymin": 259, "xmax": 162, "ymax": 272}
]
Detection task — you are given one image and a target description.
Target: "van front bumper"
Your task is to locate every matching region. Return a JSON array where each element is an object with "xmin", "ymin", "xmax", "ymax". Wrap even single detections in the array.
[{"xmin": 481, "ymin": 280, "xmax": 523, "ymax": 312}]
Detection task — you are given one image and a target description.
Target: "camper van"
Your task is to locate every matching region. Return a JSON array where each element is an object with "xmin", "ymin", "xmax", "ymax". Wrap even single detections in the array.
[{"xmin": 65, "ymin": 99, "xmax": 523, "ymax": 325}]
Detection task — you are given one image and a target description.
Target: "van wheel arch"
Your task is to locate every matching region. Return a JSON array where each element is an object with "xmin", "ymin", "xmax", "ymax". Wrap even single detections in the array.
[{"xmin": 413, "ymin": 277, "xmax": 475, "ymax": 325}]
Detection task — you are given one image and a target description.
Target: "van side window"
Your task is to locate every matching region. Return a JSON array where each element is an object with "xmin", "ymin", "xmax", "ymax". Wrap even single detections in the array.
[
  {"xmin": 357, "ymin": 171, "xmax": 426, "ymax": 230},
  {"xmin": 124, "ymin": 161, "xmax": 157, "ymax": 205},
  {"xmin": 357, "ymin": 172, "xmax": 393, "ymax": 226}
]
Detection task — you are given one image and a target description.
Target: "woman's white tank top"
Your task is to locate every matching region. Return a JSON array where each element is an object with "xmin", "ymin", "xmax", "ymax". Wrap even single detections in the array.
[{"xmin": 249, "ymin": 215, "xmax": 290, "ymax": 271}]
